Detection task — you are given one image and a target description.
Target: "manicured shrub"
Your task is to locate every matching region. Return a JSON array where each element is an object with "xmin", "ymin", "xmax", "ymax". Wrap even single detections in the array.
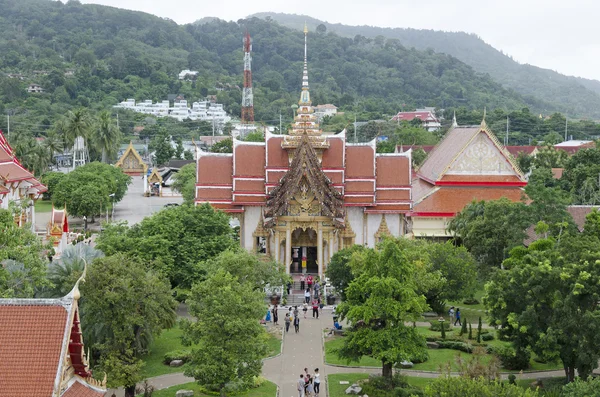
[
  {"xmin": 477, "ymin": 317, "xmax": 482, "ymax": 343},
  {"xmin": 468, "ymin": 323, "xmax": 473, "ymax": 340},
  {"xmin": 481, "ymin": 333, "xmax": 494, "ymax": 341},
  {"xmin": 163, "ymin": 349, "xmax": 192, "ymax": 364},
  {"xmin": 436, "ymin": 341, "xmax": 473, "ymax": 353},
  {"xmin": 429, "ymin": 321, "xmax": 451, "ymax": 331},
  {"xmin": 493, "ymin": 346, "xmax": 531, "ymax": 370}
]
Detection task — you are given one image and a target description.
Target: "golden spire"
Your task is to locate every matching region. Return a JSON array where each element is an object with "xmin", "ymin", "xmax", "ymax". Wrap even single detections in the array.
[
  {"xmin": 480, "ymin": 107, "xmax": 488, "ymax": 129},
  {"xmin": 304, "ymin": 21, "xmax": 308, "ymax": 34}
]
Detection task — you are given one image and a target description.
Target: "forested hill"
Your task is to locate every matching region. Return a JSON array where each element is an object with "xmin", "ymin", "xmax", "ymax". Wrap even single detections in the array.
[
  {"xmin": 250, "ymin": 12, "xmax": 600, "ymax": 119},
  {"xmin": 0, "ymin": 0, "xmax": 532, "ymax": 134}
]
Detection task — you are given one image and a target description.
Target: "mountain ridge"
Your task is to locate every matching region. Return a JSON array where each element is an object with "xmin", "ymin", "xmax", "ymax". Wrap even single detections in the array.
[{"xmin": 247, "ymin": 12, "xmax": 600, "ymax": 119}]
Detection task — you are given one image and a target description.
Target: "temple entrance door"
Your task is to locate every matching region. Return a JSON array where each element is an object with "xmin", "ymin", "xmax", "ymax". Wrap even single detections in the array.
[{"xmin": 290, "ymin": 228, "xmax": 319, "ymax": 274}]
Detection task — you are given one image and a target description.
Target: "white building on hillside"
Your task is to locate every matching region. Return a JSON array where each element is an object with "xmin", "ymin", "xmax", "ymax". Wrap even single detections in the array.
[
  {"xmin": 179, "ymin": 70, "xmax": 199, "ymax": 80},
  {"xmin": 314, "ymin": 104, "xmax": 338, "ymax": 121}
]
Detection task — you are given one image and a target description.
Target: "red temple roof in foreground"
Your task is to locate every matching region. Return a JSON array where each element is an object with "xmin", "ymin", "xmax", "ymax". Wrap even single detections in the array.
[
  {"xmin": 0, "ymin": 288, "xmax": 106, "ymax": 397},
  {"xmin": 0, "ymin": 130, "xmax": 46, "ymax": 194}
]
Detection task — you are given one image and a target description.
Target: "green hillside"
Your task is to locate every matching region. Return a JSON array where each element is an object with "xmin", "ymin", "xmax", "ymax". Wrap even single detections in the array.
[
  {"xmin": 251, "ymin": 12, "xmax": 600, "ymax": 119},
  {"xmin": 0, "ymin": 0, "xmax": 533, "ymax": 139}
]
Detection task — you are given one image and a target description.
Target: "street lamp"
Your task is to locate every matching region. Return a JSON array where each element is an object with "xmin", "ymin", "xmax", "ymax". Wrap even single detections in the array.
[
  {"xmin": 109, "ymin": 193, "xmax": 116, "ymax": 222},
  {"xmin": 83, "ymin": 216, "xmax": 87, "ymax": 234}
]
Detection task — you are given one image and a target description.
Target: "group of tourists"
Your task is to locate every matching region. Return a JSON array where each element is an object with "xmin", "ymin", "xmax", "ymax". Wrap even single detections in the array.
[
  {"xmin": 297, "ymin": 367, "xmax": 321, "ymax": 397},
  {"xmin": 284, "ymin": 306, "xmax": 302, "ymax": 333}
]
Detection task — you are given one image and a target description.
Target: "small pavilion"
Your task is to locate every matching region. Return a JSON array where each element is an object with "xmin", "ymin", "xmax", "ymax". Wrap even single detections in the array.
[{"xmin": 115, "ymin": 141, "xmax": 147, "ymax": 176}]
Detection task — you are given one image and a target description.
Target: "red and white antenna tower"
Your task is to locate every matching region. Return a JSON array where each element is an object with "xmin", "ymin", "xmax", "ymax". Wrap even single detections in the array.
[{"xmin": 241, "ymin": 31, "xmax": 254, "ymax": 134}]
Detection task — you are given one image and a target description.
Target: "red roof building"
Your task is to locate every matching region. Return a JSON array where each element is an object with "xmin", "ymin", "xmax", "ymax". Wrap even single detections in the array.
[
  {"xmin": 554, "ymin": 140, "xmax": 595, "ymax": 155},
  {"xmin": 410, "ymin": 120, "xmax": 526, "ymax": 237},
  {"xmin": 505, "ymin": 146, "xmax": 539, "ymax": 158},
  {"xmin": 391, "ymin": 110, "xmax": 441, "ymax": 131},
  {"xmin": 196, "ymin": 29, "xmax": 411, "ymax": 277},
  {"xmin": 0, "ymin": 130, "xmax": 47, "ymax": 228},
  {"xmin": 0, "ymin": 278, "xmax": 107, "ymax": 397}
]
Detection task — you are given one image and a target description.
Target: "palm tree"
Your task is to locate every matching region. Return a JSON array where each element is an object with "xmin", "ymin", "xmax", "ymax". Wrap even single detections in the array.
[
  {"xmin": 94, "ymin": 111, "xmax": 121, "ymax": 163},
  {"xmin": 42, "ymin": 132, "xmax": 63, "ymax": 170},
  {"xmin": 64, "ymin": 108, "xmax": 93, "ymax": 149},
  {"xmin": 32, "ymin": 142, "xmax": 52, "ymax": 176},
  {"xmin": 46, "ymin": 244, "xmax": 104, "ymax": 297}
]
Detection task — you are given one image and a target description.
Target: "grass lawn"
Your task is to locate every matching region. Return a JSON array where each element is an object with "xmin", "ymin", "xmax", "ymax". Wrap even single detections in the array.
[
  {"xmin": 141, "ymin": 326, "xmax": 282, "ymax": 378},
  {"xmin": 324, "ymin": 331, "xmax": 562, "ymax": 373},
  {"xmin": 144, "ymin": 380, "xmax": 277, "ymax": 397},
  {"xmin": 35, "ymin": 200, "xmax": 54, "ymax": 213},
  {"xmin": 141, "ymin": 326, "xmax": 187, "ymax": 379},
  {"xmin": 328, "ymin": 373, "xmax": 434, "ymax": 397}
]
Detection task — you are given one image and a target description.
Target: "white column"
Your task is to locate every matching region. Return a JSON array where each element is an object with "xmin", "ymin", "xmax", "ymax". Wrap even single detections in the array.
[
  {"xmin": 285, "ymin": 228, "xmax": 292, "ymax": 274},
  {"xmin": 30, "ymin": 203, "xmax": 36, "ymax": 233},
  {"xmin": 143, "ymin": 174, "xmax": 148, "ymax": 194},
  {"xmin": 317, "ymin": 228, "xmax": 323, "ymax": 278},
  {"xmin": 329, "ymin": 231, "xmax": 334, "ymax": 260},
  {"xmin": 274, "ymin": 231, "xmax": 280, "ymax": 264}
]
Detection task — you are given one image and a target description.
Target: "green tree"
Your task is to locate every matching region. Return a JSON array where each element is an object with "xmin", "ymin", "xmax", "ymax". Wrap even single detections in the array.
[
  {"xmin": 325, "ymin": 245, "xmax": 365, "ymax": 300},
  {"xmin": 96, "ymin": 204, "xmax": 235, "ymax": 288},
  {"xmin": 485, "ymin": 236, "xmax": 600, "ymax": 381},
  {"xmin": 171, "ymin": 163, "xmax": 196, "ymax": 203},
  {"xmin": 562, "ymin": 377, "xmax": 600, "ymax": 397},
  {"xmin": 40, "ymin": 171, "xmax": 65, "ymax": 200},
  {"xmin": 182, "ymin": 270, "xmax": 268, "ymax": 396},
  {"xmin": 82, "ymin": 254, "xmax": 177, "ymax": 397},
  {"xmin": 151, "ymin": 130, "xmax": 175, "ymax": 166},
  {"xmin": 335, "ymin": 239, "xmax": 429, "ymax": 379},
  {"xmin": 94, "ymin": 110, "xmax": 121, "ymax": 163},
  {"xmin": 52, "ymin": 162, "xmax": 131, "ymax": 220},
  {"xmin": 448, "ymin": 198, "xmax": 531, "ymax": 269},
  {"xmin": 0, "ymin": 209, "xmax": 49, "ymax": 297},
  {"xmin": 211, "ymin": 138, "xmax": 233, "ymax": 153},
  {"xmin": 64, "ymin": 108, "xmax": 93, "ymax": 149},
  {"xmin": 243, "ymin": 131, "xmax": 264, "ymax": 142}
]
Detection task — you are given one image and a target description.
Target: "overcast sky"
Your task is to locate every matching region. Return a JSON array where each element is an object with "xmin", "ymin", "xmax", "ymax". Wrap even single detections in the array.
[{"xmin": 78, "ymin": 0, "xmax": 600, "ymax": 81}]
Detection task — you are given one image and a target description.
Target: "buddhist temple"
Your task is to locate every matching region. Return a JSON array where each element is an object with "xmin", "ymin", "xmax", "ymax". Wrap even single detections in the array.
[
  {"xmin": 115, "ymin": 141, "xmax": 147, "ymax": 176},
  {"xmin": 409, "ymin": 117, "xmax": 527, "ymax": 237},
  {"xmin": 0, "ymin": 130, "xmax": 46, "ymax": 229},
  {"xmin": 0, "ymin": 271, "xmax": 107, "ymax": 397},
  {"xmin": 195, "ymin": 26, "xmax": 412, "ymax": 276},
  {"xmin": 47, "ymin": 205, "xmax": 69, "ymax": 254}
]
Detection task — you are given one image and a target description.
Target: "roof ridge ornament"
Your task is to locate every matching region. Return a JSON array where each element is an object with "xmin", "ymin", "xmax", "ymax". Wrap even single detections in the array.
[{"xmin": 480, "ymin": 107, "xmax": 487, "ymax": 129}]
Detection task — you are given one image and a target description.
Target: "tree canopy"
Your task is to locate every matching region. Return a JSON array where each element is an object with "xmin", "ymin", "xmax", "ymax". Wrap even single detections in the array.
[
  {"xmin": 335, "ymin": 238, "xmax": 429, "ymax": 378},
  {"xmin": 96, "ymin": 203, "xmax": 236, "ymax": 288},
  {"xmin": 171, "ymin": 162, "xmax": 196, "ymax": 203}
]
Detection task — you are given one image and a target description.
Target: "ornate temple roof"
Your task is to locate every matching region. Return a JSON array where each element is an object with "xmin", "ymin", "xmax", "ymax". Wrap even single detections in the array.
[
  {"xmin": 265, "ymin": 133, "xmax": 344, "ymax": 227},
  {"xmin": 0, "ymin": 130, "xmax": 46, "ymax": 194}
]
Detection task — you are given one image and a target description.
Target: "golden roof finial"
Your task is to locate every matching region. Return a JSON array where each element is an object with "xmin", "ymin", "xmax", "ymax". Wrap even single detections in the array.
[
  {"xmin": 70, "ymin": 258, "xmax": 88, "ymax": 301},
  {"xmin": 304, "ymin": 21, "xmax": 308, "ymax": 34},
  {"xmin": 480, "ymin": 107, "xmax": 488, "ymax": 129}
]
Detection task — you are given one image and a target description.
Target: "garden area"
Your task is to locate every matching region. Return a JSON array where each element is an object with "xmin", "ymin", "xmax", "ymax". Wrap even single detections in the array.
[
  {"xmin": 324, "ymin": 323, "xmax": 563, "ymax": 374},
  {"xmin": 140, "ymin": 379, "xmax": 277, "ymax": 397},
  {"xmin": 327, "ymin": 373, "xmax": 573, "ymax": 397},
  {"xmin": 141, "ymin": 324, "xmax": 282, "ymax": 379}
]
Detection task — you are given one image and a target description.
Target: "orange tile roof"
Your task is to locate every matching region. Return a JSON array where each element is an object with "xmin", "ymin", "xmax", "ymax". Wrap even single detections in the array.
[
  {"xmin": 61, "ymin": 380, "xmax": 106, "ymax": 397},
  {"xmin": 439, "ymin": 174, "xmax": 525, "ymax": 183},
  {"xmin": 412, "ymin": 187, "xmax": 525, "ymax": 215},
  {"xmin": 0, "ymin": 304, "xmax": 68, "ymax": 397},
  {"xmin": 0, "ymin": 161, "xmax": 34, "ymax": 181},
  {"xmin": 551, "ymin": 168, "xmax": 564, "ymax": 179}
]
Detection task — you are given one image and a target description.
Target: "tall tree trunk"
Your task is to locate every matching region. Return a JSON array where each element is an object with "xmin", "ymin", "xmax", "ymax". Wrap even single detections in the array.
[
  {"xmin": 382, "ymin": 360, "xmax": 393, "ymax": 379},
  {"xmin": 102, "ymin": 147, "xmax": 107, "ymax": 163},
  {"xmin": 124, "ymin": 384, "xmax": 136, "ymax": 397},
  {"xmin": 564, "ymin": 364, "xmax": 576, "ymax": 382}
]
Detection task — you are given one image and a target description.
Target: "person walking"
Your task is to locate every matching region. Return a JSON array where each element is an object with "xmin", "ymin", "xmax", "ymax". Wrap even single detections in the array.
[
  {"xmin": 302, "ymin": 302, "xmax": 308, "ymax": 319},
  {"xmin": 454, "ymin": 308, "xmax": 462, "ymax": 326},
  {"xmin": 272, "ymin": 305, "xmax": 278, "ymax": 325},
  {"xmin": 297, "ymin": 374, "xmax": 305, "ymax": 397},
  {"xmin": 448, "ymin": 306, "xmax": 455, "ymax": 324},
  {"xmin": 307, "ymin": 274, "xmax": 313, "ymax": 291},
  {"xmin": 314, "ymin": 281, "xmax": 320, "ymax": 298},
  {"xmin": 305, "ymin": 376, "xmax": 314, "ymax": 397},
  {"xmin": 300, "ymin": 274, "xmax": 306, "ymax": 291},
  {"xmin": 304, "ymin": 288, "xmax": 311, "ymax": 304},
  {"xmin": 293, "ymin": 305, "xmax": 299, "ymax": 320},
  {"xmin": 313, "ymin": 368, "xmax": 321, "ymax": 396},
  {"xmin": 312, "ymin": 298, "xmax": 319, "ymax": 319},
  {"xmin": 294, "ymin": 314, "xmax": 300, "ymax": 333},
  {"xmin": 284, "ymin": 313, "xmax": 291, "ymax": 333},
  {"xmin": 287, "ymin": 280, "xmax": 292, "ymax": 295}
]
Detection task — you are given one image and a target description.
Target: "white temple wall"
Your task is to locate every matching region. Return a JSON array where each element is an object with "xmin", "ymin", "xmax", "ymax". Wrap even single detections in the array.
[
  {"xmin": 386, "ymin": 213, "xmax": 402, "ymax": 237},
  {"xmin": 346, "ymin": 207, "xmax": 364, "ymax": 246},
  {"xmin": 366, "ymin": 213, "xmax": 383, "ymax": 248},
  {"xmin": 242, "ymin": 206, "xmax": 262, "ymax": 252}
]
